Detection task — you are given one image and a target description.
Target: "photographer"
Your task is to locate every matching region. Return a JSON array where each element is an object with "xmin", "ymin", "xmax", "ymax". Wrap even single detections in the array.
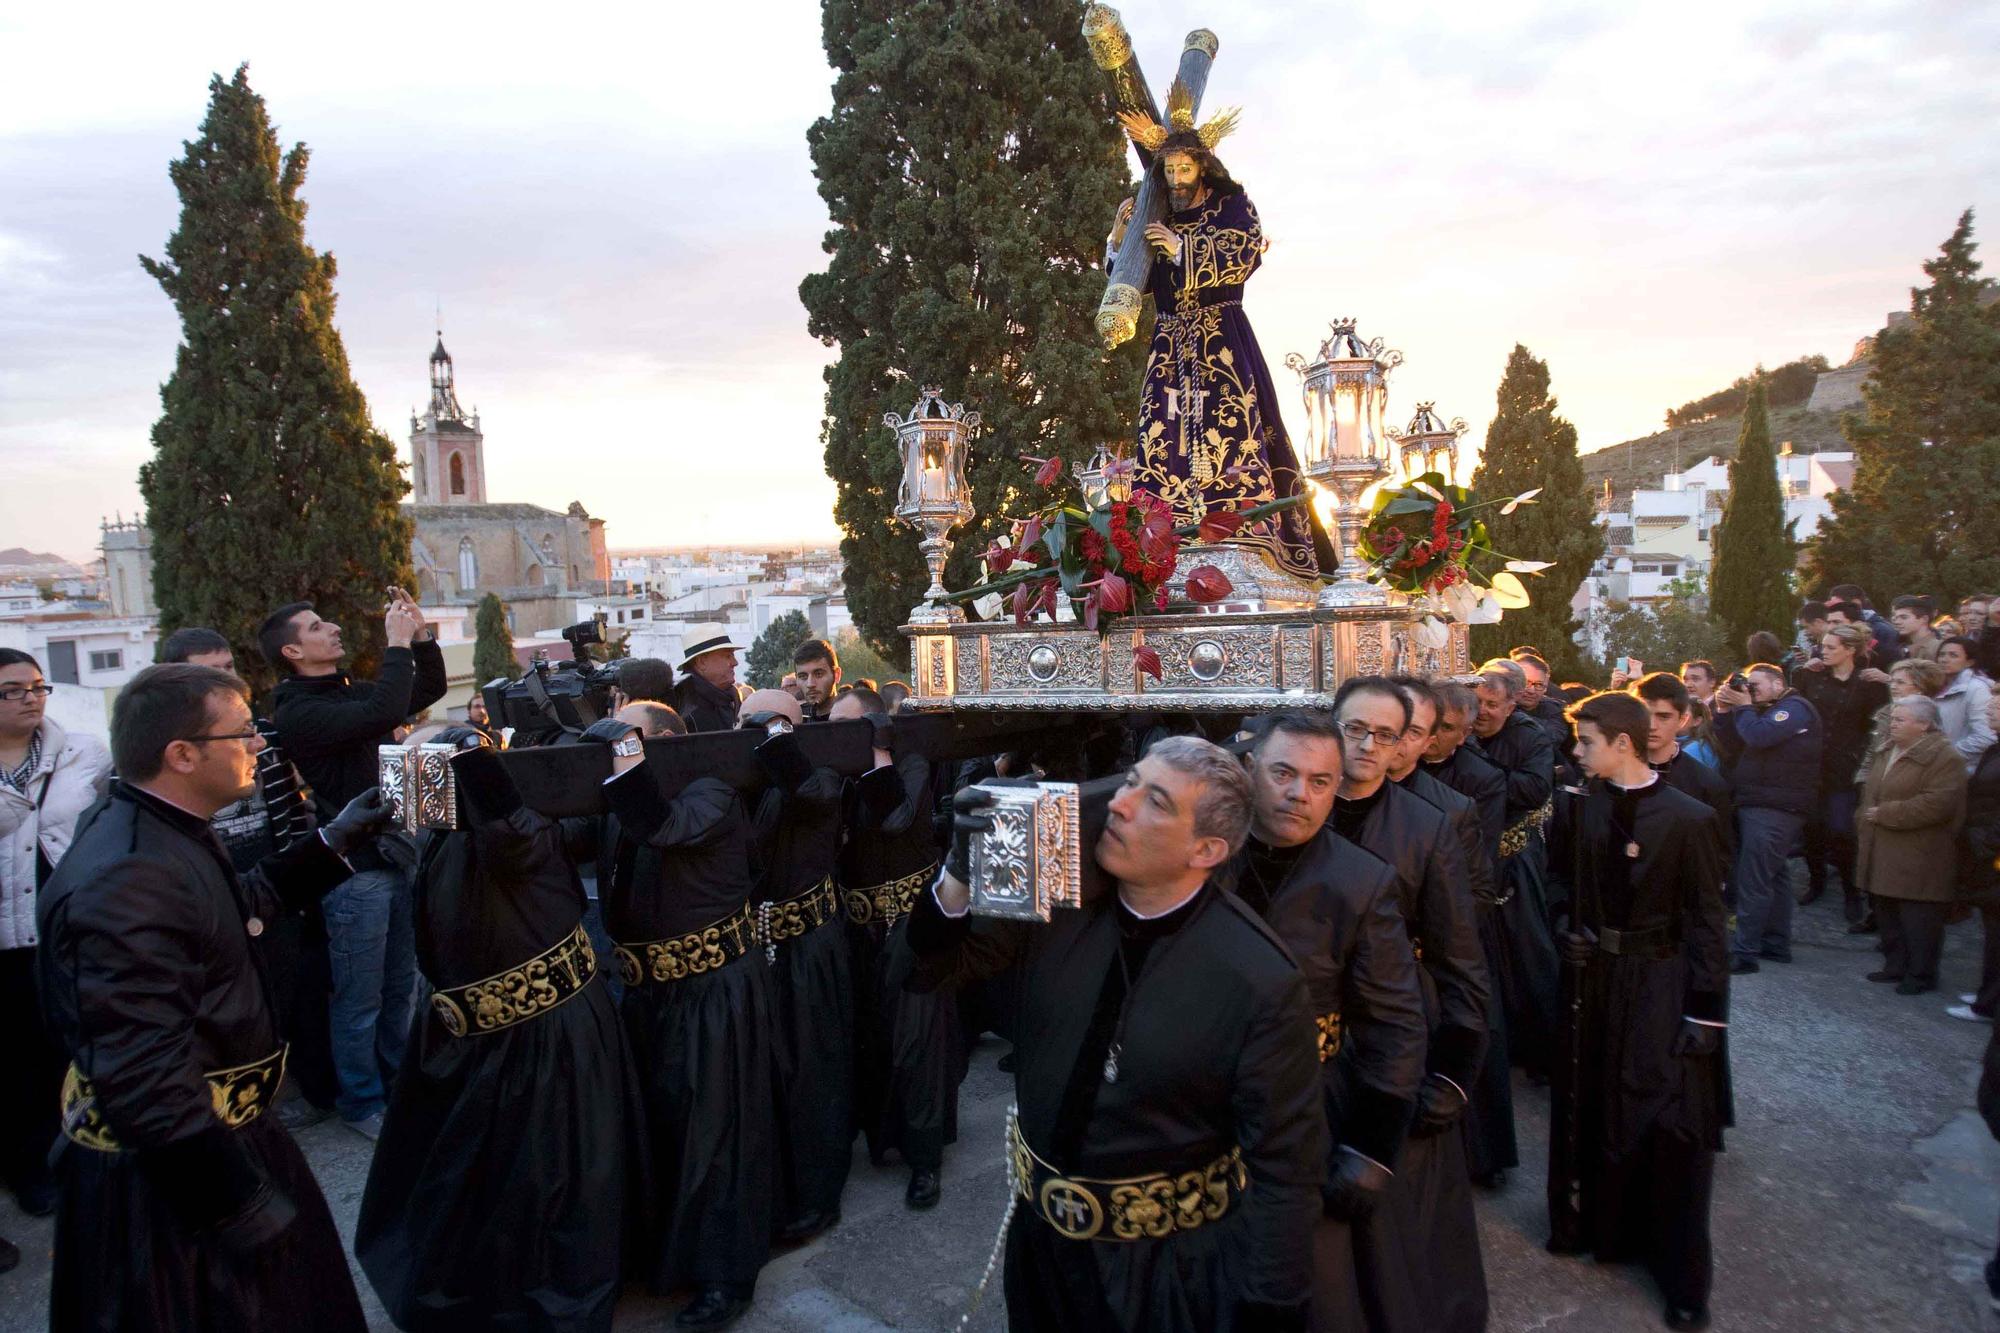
[{"xmin": 264, "ymin": 589, "xmax": 446, "ymax": 1137}]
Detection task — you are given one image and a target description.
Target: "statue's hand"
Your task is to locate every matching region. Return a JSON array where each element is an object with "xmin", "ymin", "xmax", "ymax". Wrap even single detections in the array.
[{"xmin": 1144, "ymin": 221, "xmax": 1181, "ymax": 262}]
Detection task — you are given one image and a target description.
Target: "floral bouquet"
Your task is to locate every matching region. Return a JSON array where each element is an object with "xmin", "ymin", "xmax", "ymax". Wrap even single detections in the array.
[{"xmin": 1355, "ymin": 471, "xmax": 1552, "ymax": 642}]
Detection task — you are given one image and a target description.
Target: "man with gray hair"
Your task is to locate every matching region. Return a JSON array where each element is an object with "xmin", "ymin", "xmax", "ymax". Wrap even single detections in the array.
[
  {"xmin": 905, "ymin": 734, "xmax": 1324, "ymax": 1332},
  {"xmin": 1471, "ymin": 658, "xmax": 1563, "ymax": 1080}
]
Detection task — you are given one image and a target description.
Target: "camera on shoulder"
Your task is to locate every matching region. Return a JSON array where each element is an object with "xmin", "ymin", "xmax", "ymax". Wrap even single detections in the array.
[{"xmin": 482, "ymin": 616, "xmax": 622, "ymax": 747}]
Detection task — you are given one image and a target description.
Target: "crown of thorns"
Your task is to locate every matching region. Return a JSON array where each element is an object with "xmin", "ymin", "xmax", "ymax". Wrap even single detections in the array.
[{"xmin": 1116, "ymin": 76, "xmax": 1240, "ymax": 154}]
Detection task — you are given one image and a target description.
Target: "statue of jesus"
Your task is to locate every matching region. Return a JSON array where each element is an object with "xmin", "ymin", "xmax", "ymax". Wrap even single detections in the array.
[{"xmin": 1107, "ymin": 89, "xmax": 1333, "ymax": 583}]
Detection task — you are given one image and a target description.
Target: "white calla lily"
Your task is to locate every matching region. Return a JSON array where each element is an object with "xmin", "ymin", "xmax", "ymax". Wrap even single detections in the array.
[
  {"xmin": 1503, "ymin": 559, "xmax": 1555, "ymax": 574},
  {"xmin": 1500, "ymin": 488, "xmax": 1543, "ymax": 515},
  {"xmin": 1413, "ymin": 615, "xmax": 1450, "ymax": 650},
  {"xmin": 974, "ymin": 592, "xmax": 1004, "ymax": 621},
  {"xmin": 1466, "ymin": 592, "xmax": 1505, "ymax": 624},
  {"xmin": 1440, "ymin": 581, "xmax": 1483, "ymax": 621},
  {"xmin": 1490, "ymin": 571, "xmax": 1533, "ymax": 609}
]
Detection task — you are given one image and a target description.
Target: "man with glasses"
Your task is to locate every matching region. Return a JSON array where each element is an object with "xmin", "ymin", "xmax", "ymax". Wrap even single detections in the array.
[
  {"xmin": 264, "ymin": 590, "xmax": 447, "ymax": 1139},
  {"xmin": 35, "ymin": 663, "xmax": 392, "ymax": 1331},
  {"xmin": 1331, "ymin": 676, "xmax": 1490, "ymax": 1333}
]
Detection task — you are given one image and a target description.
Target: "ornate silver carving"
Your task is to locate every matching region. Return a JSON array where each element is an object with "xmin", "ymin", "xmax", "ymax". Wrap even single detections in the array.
[
  {"xmin": 378, "ymin": 746, "xmax": 408, "ymax": 828},
  {"xmin": 1027, "ymin": 645, "xmax": 1061, "ymax": 682},
  {"xmin": 1164, "ymin": 543, "xmax": 1318, "ymax": 613},
  {"xmin": 379, "ymin": 743, "xmax": 460, "ymax": 831},
  {"xmin": 1279, "ymin": 624, "xmax": 1318, "ymax": 690},
  {"xmin": 988, "ymin": 633, "xmax": 1104, "ymax": 694},
  {"xmin": 1144, "ymin": 626, "xmax": 1278, "ymax": 692},
  {"xmin": 968, "ymin": 781, "xmax": 1083, "ymax": 922},
  {"xmin": 1187, "ymin": 640, "xmax": 1225, "ymax": 681}
]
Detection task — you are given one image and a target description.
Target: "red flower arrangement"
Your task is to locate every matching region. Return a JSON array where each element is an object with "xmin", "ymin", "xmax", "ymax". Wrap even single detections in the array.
[{"xmin": 1355, "ymin": 472, "xmax": 1550, "ymax": 630}]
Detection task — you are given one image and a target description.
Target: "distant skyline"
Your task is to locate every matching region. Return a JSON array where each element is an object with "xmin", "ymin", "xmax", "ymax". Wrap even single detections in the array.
[{"xmin": 3, "ymin": 1, "xmax": 1995, "ymax": 562}]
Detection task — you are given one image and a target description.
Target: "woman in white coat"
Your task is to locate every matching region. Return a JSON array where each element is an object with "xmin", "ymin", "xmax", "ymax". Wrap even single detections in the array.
[{"xmin": 0, "ymin": 648, "xmax": 111, "ymax": 1234}]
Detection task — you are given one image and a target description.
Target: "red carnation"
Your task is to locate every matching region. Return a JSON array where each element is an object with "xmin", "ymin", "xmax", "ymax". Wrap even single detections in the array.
[{"xmin": 1079, "ymin": 528, "xmax": 1109, "ymax": 570}]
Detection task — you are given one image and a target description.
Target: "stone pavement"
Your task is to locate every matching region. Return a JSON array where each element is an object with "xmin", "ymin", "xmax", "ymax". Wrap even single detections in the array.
[{"xmin": 5, "ymin": 885, "xmax": 2000, "ymax": 1331}]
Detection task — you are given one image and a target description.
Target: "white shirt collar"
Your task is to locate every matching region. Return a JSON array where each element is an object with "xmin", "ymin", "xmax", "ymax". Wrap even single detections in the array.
[{"xmin": 1119, "ymin": 880, "xmax": 1206, "ymax": 920}]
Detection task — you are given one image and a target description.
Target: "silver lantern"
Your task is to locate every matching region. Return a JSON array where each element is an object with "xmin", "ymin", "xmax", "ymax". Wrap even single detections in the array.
[
  {"xmin": 1073, "ymin": 443, "xmax": 1133, "ymax": 509},
  {"xmin": 1285, "ymin": 320, "xmax": 1403, "ymax": 606},
  {"xmin": 886, "ymin": 386, "xmax": 980, "ymax": 625},
  {"xmin": 1396, "ymin": 401, "xmax": 1468, "ymax": 485}
]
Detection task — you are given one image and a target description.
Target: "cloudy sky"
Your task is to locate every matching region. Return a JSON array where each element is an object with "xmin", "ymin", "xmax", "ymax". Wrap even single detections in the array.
[{"xmin": 2, "ymin": 1, "xmax": 1994, "ymax": 563}]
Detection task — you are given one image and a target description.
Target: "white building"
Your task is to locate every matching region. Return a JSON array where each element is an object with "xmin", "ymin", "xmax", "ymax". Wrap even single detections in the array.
[{"xmin": 0, "ymin": 615, "xmax": 160, "ymax": 742}]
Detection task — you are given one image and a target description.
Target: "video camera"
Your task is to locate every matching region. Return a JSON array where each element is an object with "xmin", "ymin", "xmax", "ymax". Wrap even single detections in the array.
[{"xmin": 482, "ymin": 616, "xmax": 622, "ymax": 747}]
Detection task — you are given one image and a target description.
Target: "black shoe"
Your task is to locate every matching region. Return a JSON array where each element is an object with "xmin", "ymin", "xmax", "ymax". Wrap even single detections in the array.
[
  {"xmin": 1728, "ymin": 957, "xmax": 1760, "ymax": 975},
  {"xmin": 14, "ymin": 1180, "xmax": 56, "ymax": 1217},
  {"xmin": 675, "ymin": 1287, "xmax": 750, "ymax": 1329},
  {"xmin": 1472, "ymin": 1168, "xmax": 1508, "ymax": 1190},
  {"xmin": 776, "ymin": 1209, "xmax": 839, "ymax": 1244},
  {"xmin": 0, "ymin": 1235, "xmax": 18, "ymax": 1275},
  {"xmin": 1759, "ymin": 950, "xmax": 1794, "ymax": 964},
  {"xmin": 1866, "ymin": 970, "xmax": 1903, "ymax": 983},
  {"xmin": 1544, "ymin": 1233, "xmax": 1587, "ymax": 1257},
  {"xmin": 1848, "ymin": 916, "xmax": 1877, "ymax": 934},
  {"xmin": 1798, "ymin": 882, "xmax": 1826, "ymax": 906},
  {"xmin": 1896, "ymin": 980, "xmax": 1934, "ymax": 996},
  {"xmin": 1664, "ymin": 1304, "xmax": 1711, "ymax": 1330},
  {"xmin": 906, "ymin": 1168, "xmax": 941, "ymax": 1210}
]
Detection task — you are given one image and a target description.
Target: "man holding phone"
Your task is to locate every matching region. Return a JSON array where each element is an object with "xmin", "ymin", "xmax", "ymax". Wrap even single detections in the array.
[{"xmin": 1711, "ymin": 664, "xmax": 1822, "ymax": 975}]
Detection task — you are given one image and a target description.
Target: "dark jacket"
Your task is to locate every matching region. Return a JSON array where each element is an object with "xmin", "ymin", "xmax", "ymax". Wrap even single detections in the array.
[
  {"xmin": 1864, "ymin": 610, "xmax": 1903, "ymax": 666},
  {"xmin": 1791, "ymin": 667, "xmax": 1890, "ymax": 789},
  {"xmin": 671, "ymin": 673, "xmax": 741, "ymax": 734},
  {"xmin": 1966, "ymin": 744, "xmax": 2000, "ymax": 906},
  {"xmin": 1424, "ymin": 744, "xmax": 1507, "ymax": 878},
  {"xmin": 1714, "ymin": 690, "xmax": 1823, "ymax": 815},
  {"xmin": 1401, "ymin": 766, "xmax": 1498, "ymax": 907},
  {"xmin": 1474, "ymin": 710, "xmax": 1557, "ymax": 831},
  {"xmin": 272, "ymin": 642, "xmax": 447, "ymax": 813}
]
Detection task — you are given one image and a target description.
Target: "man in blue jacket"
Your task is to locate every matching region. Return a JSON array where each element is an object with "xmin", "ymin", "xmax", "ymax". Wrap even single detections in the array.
[{"xmin": 1713, "ymin": 663, "xmax": 1822, "ymax": 974}]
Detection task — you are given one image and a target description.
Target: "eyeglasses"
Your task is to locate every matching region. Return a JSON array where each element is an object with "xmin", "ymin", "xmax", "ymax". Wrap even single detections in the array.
[
  {"xmin": 183, "ymin": 728, "xmax": 263, "ymax": 746},
  {"xmin": 1339, "ymin": 721, "xmax": 1403, "ymax": 750},
  {"xmin": 0, "ymin": 684, "xmax": 53, "ymax": 703}
]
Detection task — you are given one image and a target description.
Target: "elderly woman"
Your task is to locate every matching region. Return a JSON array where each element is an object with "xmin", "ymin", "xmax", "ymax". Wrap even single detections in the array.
[
  {"xmin": 1937, "ymin": 636, "xmax": 1996, "ymax": 770},
  {"xmin": 1859, "ymin": 659, "xmax": 1948, "ymax": 782},
  {"xmin": 0, "ymin": 648, "xmax": 111, "ymax": 1228},
  {"xmin": 1859, "ymin": 695, "xmax": 1970, "ymax": 995}
]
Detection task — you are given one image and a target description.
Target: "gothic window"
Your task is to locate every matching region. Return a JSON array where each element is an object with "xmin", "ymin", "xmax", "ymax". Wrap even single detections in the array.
[
  {"xmin": 458, "ymin": 536, "xmax": 478, "ymax": 591},
  {"xmin": 450, "ymin": 453, "xmax": 466, "ymax": 496},
  {"xmin": 414, "ymin": 451, "xmax": 427, "ymax": 496}
]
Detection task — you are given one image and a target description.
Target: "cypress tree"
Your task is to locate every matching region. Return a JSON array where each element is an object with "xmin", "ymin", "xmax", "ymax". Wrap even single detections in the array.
[
  {"xmin": 1708, "ymin": 379, "xmax": 1798, "ymax": 646},
  {"xmin": 802, "ymin": 0, "xmax": 1144, "ymax": 664},
  {"xmin": 747, "ymin": 610, "xmax": 813, "ymax": 688},
  {"xmin": 472, "ymin": 593, "xmax": 519, "ymax": 685},
  {"xmin": 139, "ymin": 66, "xmax": 411, "ymax": 695},
  {"xmin": 1806, "ymin": 210, "xmax": 2000, "ymax": 604},
  {"xmin": 1467, "ymin": 344, "xmax": 1604, "ymax": 678}
]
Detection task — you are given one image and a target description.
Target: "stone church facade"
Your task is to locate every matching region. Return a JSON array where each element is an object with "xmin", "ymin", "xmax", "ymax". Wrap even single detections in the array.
[{"xmin": 404, "ymin": 339, "xmax": 611, "ymax": 637}]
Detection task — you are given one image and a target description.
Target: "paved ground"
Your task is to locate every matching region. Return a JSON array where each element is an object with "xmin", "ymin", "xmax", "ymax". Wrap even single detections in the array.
[{"xmin": 6, "ymin": 880, "xmax": 2000, "ymax": 1331}]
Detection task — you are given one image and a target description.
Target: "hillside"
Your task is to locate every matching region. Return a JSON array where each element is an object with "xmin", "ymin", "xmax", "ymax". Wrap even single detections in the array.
[
  {"xmin": 1580, "ymin": 405, "xmax": 1850, "ymax": 507},
  {"xmin": 0, "ymin": 547, "xmax": 66, "ymax": 567}
]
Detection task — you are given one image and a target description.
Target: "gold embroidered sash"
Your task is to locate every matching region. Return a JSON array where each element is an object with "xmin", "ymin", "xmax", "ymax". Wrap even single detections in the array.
[
  {"xmin": 1499, "ymin": 799, "xmax": 1554, "ymax": 860},
  {"xmin": 1315, "ymin": 1011, "xmax": 1343, "ymax": 1062},
  {"xmin": 430, "ymin": 923, "xmax": 596, "ymax": 1037},
  {"xmin": 613, "ymin": 904, "xmax": 755, "ymax": 987},
  {"xmin": 61, "ymin": 1045, "xmax": 288, "ymax": 1152},
  {"xmin": 843, "ymin": 863, "xmax": 939, "ymax": 929},
  {"xmin": 758, "ymin": 876, "xmax": 841, "ymax": 948},
  {"xmin": 1007, "ymin": 1118, "xmax": 1246, "ymax": 1243}
]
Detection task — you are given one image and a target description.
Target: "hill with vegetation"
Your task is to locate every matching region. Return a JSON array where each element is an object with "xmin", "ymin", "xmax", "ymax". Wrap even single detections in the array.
[{"xmin": 1581, "ymin": 403, "xmax": 1850, "ymax": 508}]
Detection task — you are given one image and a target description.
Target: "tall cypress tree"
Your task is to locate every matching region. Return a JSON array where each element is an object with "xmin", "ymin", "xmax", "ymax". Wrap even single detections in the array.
[
  {"xmin": 1708, "ymin": 378, "xmax": 1797, "ymax": 646},
  {"xmin": 1805, "ymin": 210, "xmax": 2000, "ymax": 604},
  {"xmin": 802, "ymin": 0, "xmax": 1143, "ymax": 663},
  {"xmin": 1467, "ymin": 344, "xmax": 1603, "ymax": 678},
  {"xmin": 139, "ymin": 66, "xmax": 411, "ymax": 695},
  {"xmin": 472, "ymin": 593, "xmax": 519, "ymax": 685}
]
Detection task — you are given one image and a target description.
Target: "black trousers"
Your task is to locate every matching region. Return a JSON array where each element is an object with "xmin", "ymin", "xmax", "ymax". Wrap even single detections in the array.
[
  {"xmin": 1976, "ymin": 902, "xmax": 2000, "ymax": 1016},
  {"xmin": 1803, "ymin": 786, "xmax": 1865, "ymax": 922},
  {"xmin": 0, "ymin": 944, "xmax": 64, "ymax": 1194},
  {"xmin": 258, "ymin": 906, "xmax": 339, "ymax": 1109},
  {"xmin": 1875, "ymin": 897, "xmax": 1948, "ymax": 987}
]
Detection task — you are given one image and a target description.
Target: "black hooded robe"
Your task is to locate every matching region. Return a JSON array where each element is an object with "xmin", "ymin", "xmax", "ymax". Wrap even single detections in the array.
[{"xmin": 1473, "ymin": 710, "xmax": 1563, "ymax": 1075}]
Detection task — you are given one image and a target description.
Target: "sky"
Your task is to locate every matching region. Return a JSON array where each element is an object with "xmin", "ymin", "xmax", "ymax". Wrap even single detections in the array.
[{"xmin": 2, "ymin": 0, "xmax": 1995, "ymax": 564}]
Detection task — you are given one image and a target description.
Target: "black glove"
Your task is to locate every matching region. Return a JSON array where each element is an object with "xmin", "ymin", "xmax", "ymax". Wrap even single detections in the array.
[
  {"xmin": 866, "ymin": 712, "xmax": 895, "ymax": 752},
  {"xmin": 1561, "ymin": 928, "xmax": 1596, "ymax": 966},
  {"xmin": 322, "ymin": 786, "xmax": 395, "ymax": 858},
  {"xmin": 1671, "ymin": 1019, "xmax": 1722, "ymax": 1057},
  {"xmin": 1408, "ymin": 1072, "xmax": 1468, "ymax": 1139},
  {"xmin": 754, "ymin": 730, "xmax": 812, "ymax": 792},
  {"xmin": 945, "ymin": 785, "xmax": 1001, "ymax": 885},
  {"xmin": 1322, "ymin": 1146, "xmax": 1392, "ymax": 1221},
  {"xmin": 578, "ymin": 718, "xmax": 638, "ymax": 746}
]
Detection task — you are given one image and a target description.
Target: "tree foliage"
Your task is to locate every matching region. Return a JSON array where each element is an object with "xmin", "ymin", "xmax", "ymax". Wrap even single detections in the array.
[
  {"xmin": 138, "ymin": 66, "xmax": 411, "ymax": 696},
  {"xmin": 802, "ymin": 0, "xmax": 1145, "ymax": 666},
  {"xmin": 1468, "ymin": 344, "xmax": 1604, "ymax": 678},
  {"xmin": 1805, "ymin": 210, "xmax": 2000, "ymax": 605},
  {"xmin": 832, "ymin": 627, "xmax": 901, "ymax": 688},
  {"xmin": 1664, "ymin": 354, "xmax": 1829, "ymax": 428},
  {"xmin": 1708, "ymin": 379, "xmax": 1798, "ymax": 645},
  {"xmin": 472, "ymin": 593, "xmax": 519, "ymax": 685},
  {"xmin": 1587, "ymin": 594, "xmax": 1733, "ymax": 680},
  {"xmin": 747, "ymin": 610, "xmax": 814, "ymax": 688}
]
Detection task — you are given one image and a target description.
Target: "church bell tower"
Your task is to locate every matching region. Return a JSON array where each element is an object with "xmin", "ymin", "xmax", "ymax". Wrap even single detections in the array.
[{"xmin": 409, "ymin": 335, "xmax": 486, "ymax": 505}]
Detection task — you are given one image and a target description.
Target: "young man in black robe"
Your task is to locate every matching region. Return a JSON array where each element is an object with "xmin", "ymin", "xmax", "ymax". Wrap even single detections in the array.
[
  {"xmin": 1632, "ymin": 672, "xmax": 1734, "ymax": 858},
  {"xmin": 36, "ymin": 664, "xmax": 392, "ymax": 1332},
  {"xmin": 1234, "ymin": 711, "xmax": 1429, "ymax": 1333},
  {"xmin": 1331, "ymin": 677, "xmax": 1490, "ymax": 1333},
  {"xmin": 594, "ymin": 718, "xmax": 781, "ymax": 1329},
  {"xmin": 1471, "ymin": 658, "xmax": 1563, "ymax": 1079},
  {"xmin": 1547, "ymin": 691, "xmax": 1729, "ymax": 1332},
  {"xmin": 357, "ymin": 728, "xmax": 646, "ymax": 1333},
  {"xmin": 741, "ymin": 687, "xmax": 855, "ymax": 1241},
  {"xmin": 830, "ymin": 687, "xmax": 961, "ymax": 1211},
  {"xmin": 905, "ymin": 735, "xmax": 1324, "ymax": 1332}
]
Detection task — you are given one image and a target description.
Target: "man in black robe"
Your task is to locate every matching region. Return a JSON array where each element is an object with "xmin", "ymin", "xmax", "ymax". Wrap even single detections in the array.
[
  {"xmin": 1331, "ymin": 677, "xmax": 1490, "ymax": 1333},
  {"xmin": 594, "ymin": 719, "xmax": 780, "ymax": 1329},
  {"xmin": 1632, "ymin": 672, "xmax": 1734, "ymax": 855},
  {"xmin": 742, "ymin": 688, "xmax": 855, "ymax": 1241},
  {"xmin": 905, "ymin": 735, "xmax": 1324, "ymax": 1332},
  {"xmin": 830, "ymin": 687, "xmax": 961, "ymax": 1211},
  {"xmin": 358, "ymin": 730, "xmax": 645, "ymax": 1332},
  {"xmin": 1471, "ymin": 658, "xmax": 1563, "ymax": 1079},
  {"xmin": 1547, "ymin": 692, "xmax": 1729, "ymax": 1332},
  {"xmin": 36, "ymin": 663, "xmax": 392, "ymax": 1332},
  {"xmin": 1234, "ymin": 711, "xmax": 1428, "ymax": 1333}
]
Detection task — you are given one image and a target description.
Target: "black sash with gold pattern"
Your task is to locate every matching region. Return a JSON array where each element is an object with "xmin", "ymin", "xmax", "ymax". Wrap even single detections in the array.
[
  {"xmin": 1499, "ymin": 799, "xmax": 1554, "ymax": 860},
  {"xmin": 1007, "ymin": 1117, "xmax": 1246, "ymax": 1243},
  {"xmin": 429, "ymin": 923, "xmax": 597, "ymax": 1038},
  {"xmin": 758, "ymin": 876, "xmax": 841, "ymax": 948},
  {"xmin": 61, "ymin": 1045, "xmax": 288, "ymax": 1152},
  {"xmin": 843, "ymin": 862, "xmax": 938, "ymax": 930},
  {"xmin": 1315, "ymin": 1010, "xmax": 1342, "ymax": 1062},
  {"xmin": 613, "ymin": 904, "xmax": 755, "ymax": 987}
]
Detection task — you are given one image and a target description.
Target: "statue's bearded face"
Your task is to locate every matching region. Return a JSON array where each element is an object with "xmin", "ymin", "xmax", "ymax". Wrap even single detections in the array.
[{"xmin": 1162, "ymin": 152, "xmax": 1202, "ymax": 210}]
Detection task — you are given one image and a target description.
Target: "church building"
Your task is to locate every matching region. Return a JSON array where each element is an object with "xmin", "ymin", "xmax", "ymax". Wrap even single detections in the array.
[{"xmin": 403, "ymin": 338, "xmax": 612, "ymax": 637}]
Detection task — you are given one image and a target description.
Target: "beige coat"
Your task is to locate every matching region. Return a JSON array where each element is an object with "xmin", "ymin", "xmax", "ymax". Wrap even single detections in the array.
[{"xmin": 1858, "ymin": 729, "xmax": 1969, "ymax": 901}]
